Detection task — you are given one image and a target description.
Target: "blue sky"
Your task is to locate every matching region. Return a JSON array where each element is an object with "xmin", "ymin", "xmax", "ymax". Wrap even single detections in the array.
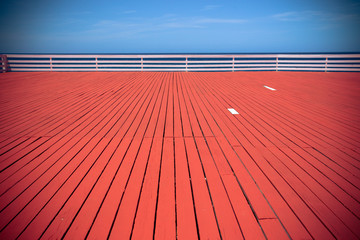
[{"xmin": 1, "ymin": 0, "xmax": 360, "ymax": 53}]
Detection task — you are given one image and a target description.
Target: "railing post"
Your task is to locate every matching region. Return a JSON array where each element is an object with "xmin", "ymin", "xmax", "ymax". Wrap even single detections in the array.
[
  {"xmin": 325, "ymin": 57, "xmax": 328, "ymax": 72},
  {"xmin": 232, "ymin": 57, "xmax": 235, "ymax": 72},
  {"xmin": 50, "ymin": 57, "xmax": 53, "ymax": 72},
  {"xmin": 186, "ymin": 57, "xmax": 188, "ymax": 72},
  {"xmin": 1, "ymin": 54, "xmax": 9, "ymax": 72},
  {"xmin": 276, "ymin": 56, "xmax": 278, "ymax": 71},
  {"xmin": 141, "ymin": 57, "xmax": 143, "ymax": 71},
  {"xmin": 95, "ymin": 57, "xmax": 98, "ymax": 71}
]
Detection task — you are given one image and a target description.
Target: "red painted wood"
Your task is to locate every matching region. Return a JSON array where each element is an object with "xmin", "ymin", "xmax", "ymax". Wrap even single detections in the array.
[
  {"xmin": 131, "ymin": 138, "xmax": 162, "ymax": 239},
  {"xmin": 174, "ymin": 137, "xmax": 198, "ymax": 239},
  {"xmin": 0, "ymin": 71, "xmax": 359, "ymax": 240},
  {"xmin": 184, "ymin": 137, "xmax": 221, "ymax": 239},
  {"xmin": 154, "ymin": 137, "xmax": 176, "ymax": 239},
  {"xmin": 195, "ymin": 137, "xmax": 244, "ymax": 239},
  {"xmin": 173, "ymin": 73, "xmax": 183, "ymax": 138}
]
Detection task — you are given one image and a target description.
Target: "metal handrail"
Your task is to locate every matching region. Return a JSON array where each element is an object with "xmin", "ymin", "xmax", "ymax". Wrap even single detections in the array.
[{"xmin": 2, "ymin": 53, "xmax": 360, "ymax": 72}]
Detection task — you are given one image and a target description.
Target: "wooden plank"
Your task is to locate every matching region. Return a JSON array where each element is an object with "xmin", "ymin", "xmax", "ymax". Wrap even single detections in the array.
[
  {"xmin": 233, "ymin": 146, "xmax": 315, "ymax": 239},
  {"xmin": 260, "ymin": 219, "xmax": 291, "ymax": 240},
  {"xmin": 19, "ymin": 139, "xmax": 111, "ymax": 239},
  {"xmin": 195, "ymin": 137, "xmax": 243, "ymax": 239},
  {"xmin": 0, "ymin": 137, "xmax": 31, "ymax": 155},
  {"xmin": 174, "ymin": 137, "xmax": 198, "ymax": 239},
  {"xmin": 184, "ymin": 137, "xmax": 221, "ymax": 239},
  {"xmin": 280, "ymin": 146, "xmax": 360, "ymax": 218},
  {"xmin": 263, "ymin": 146, "xmax": 360, "ymax": 238},
  {"xmin": 0, "ymin": 137, "xmax": 49, "ymax": 172},
  {"xmin": 182, "ymin": 73, "xmax": 213, "ymax": 137},
  {"xmin": 259, "ymin": 146, "xmax": 359, "ymax": 238},
  {"xmin": 177, "ymin": 75, "xmax": 202, "ymax": 137},
  {"xmin": 173, "ymin": 73, "xmax": 183, "ymax": 137},
  {"xmin": 144, "ymin": 73, "xmax": 167, "ymax": 138},
  {"xmin": 154, "ymin": 73, "xmax": 170, "ymax": 138},
  {"xmin": 164, "ymin": 73, "xmax": 174, "ymax": 137},
  {"xmin": 221, "ymin": 174, "xmax": 268, "ymax": 239},
  {"xmin": 106, "ymin": 138, "xmax": 153, "ymax": 239},
  {"xmin": 154, "ymin": 137, "xmax": 176, "ymax": 239},
  {"xmin": 215, "ymin": 136, "xmax": 277, "ymax": 220},
  {"xmin": 176, "ymin": 74, "xmax": 193, "ymax": 137},
  {"xmin": 131, "ymin": 138, "xmax": 162, "ymax": 239}
]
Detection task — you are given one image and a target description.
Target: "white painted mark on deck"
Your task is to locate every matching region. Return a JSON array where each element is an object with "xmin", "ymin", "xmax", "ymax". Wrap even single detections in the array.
[
  {"xmin": 264, "ymin": 85, "xmax": 276, "ymax": 91},
  {"xmin": 228, "ymin": 108, "xmax": 239, "ymax": 114}
]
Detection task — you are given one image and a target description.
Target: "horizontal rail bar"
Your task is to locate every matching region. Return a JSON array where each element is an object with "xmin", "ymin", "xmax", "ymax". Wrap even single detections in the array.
[
  {"xmin": 234, "ymin": 67, "xmax": 276, "ymax": 71},
  {"xmin": 51, "ymin": 64, "xmax": 96, "ymax": 67},
  {"xmin": 278, "ymin": 60, "xmax": 326, "ymax": 63},
  {"xmin": 235, "ymin": 64, "xmax": 277, "ymax": 67},
  {"xmin": 10, "ymin": 64, "xmax": 51, "ymax": 68},
  {"xmin": 326, "ymin": 68, "xmax": 360, "ymax": 71},
  {"xmin": 52, "ymin": 60, "xmax": 96, "ymax": 63},
  {"xmin": 142, "ymin": 60, "xmax": 185, "ymax": 63},
  {"xmin": 278, "ymin": 64, "xmax": 327, "ymax": 67},
  {"xmin": 142, "ymin": 64, "xmax": 186, "ymax": 68},
  {"xmin": 278, "ymin": 67, "xmax": 327, "ymax": 71},
  {"xmin": 188, "ymin": 64, "xmax": 233, "ymax": 68},
  {"xmin": 326, "ymin": 64, "xmax": 360, "ymax": 67},
  {"xmin": 11, "ymin": 68, "xmax": 56, "ymax": 71},
  {"xmin": 190, "ymin": 60, "xmax": 234, "ymax": 63},
  {"xmin": 97, "ymin": 60, "xmax": 142, "ymax": 63},
  {"xmin": 327, "ymin": 60, "xmax": 360, "ymax": 63},
  {"xmin": 97, "ymin": 64, "xmax": 142, "ymax": 68},
  {"xmin": 235, "ymin": 60, "xmax": 276, "ymax": 63},
  {"xmin": 8, "ymin": 60, "xmax": 51, "ymax": 63}
]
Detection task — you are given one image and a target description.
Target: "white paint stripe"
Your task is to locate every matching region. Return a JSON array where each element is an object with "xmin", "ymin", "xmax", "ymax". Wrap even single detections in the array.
[
  {"xmin": 264, "ymin": 85, "xmax": 276, "ymax": 91},
  {"xmin": 228, "ymin": 108, "xmax": 239, "ymax": 114}
]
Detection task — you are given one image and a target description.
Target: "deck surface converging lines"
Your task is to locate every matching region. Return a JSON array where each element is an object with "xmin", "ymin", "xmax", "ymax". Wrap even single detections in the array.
[{"xmin": 0, "ymin": 71, "xmax": 360, "ymax": 239}]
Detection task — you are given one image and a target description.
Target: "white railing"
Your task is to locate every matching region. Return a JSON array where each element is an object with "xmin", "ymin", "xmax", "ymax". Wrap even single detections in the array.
[{"xmin": 1, "ymin": 53, "xmax": 360, "ymax": 72}]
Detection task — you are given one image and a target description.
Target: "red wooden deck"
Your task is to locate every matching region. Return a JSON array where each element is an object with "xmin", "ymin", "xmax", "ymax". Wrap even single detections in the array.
[{"xmin": 0, "ymin": 71, "xmax": 359, "ymax": 239}]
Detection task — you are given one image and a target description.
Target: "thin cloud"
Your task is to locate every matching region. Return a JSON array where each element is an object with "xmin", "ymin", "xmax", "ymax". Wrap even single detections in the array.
[
  {"xmin": 272, "ymin": 11, "xmax": 311, "ymax": 21},
  {"xmin": 89, "ymin": 16, "xmax": 248, "ymax": 36},
  {"xmin": 272, "ymin": 10, "xmax": 360, "ymax": 22},
  {"xmin": 202, "ymin": 5, "xmax": 221, "ymax": 11},
  {"xmin": 197, "ymin": 18, "xmax": 247, "ymax": 24},
  {"xmin": 123, "ymin": 10, "xmax": 137, "ymax": 14}
]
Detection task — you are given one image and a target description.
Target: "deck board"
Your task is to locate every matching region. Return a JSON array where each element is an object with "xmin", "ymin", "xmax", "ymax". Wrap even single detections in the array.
[{"xmin": 0, "ymin": 71, "xmax": 360, "ymax": 239}]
